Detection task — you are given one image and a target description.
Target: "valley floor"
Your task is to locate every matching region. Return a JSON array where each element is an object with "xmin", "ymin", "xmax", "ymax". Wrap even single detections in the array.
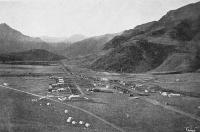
[{"xmin": 0, "ymin": 62, "xmax": 199, "ymax": 132}]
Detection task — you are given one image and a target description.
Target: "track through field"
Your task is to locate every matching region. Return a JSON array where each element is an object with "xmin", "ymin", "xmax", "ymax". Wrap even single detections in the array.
[{"xmin": 0, "ymin": 84, "xmax": 125, "ymax": 132}]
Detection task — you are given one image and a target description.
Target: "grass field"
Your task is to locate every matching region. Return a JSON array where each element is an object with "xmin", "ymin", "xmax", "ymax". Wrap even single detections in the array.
[{"xmin": 0, "ymin": 63, "xmax": 200, "ymax": 132}]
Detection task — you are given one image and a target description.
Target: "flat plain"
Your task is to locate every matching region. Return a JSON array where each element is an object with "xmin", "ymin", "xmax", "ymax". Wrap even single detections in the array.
[{"xmin": 0, "ymin": 62, "xmax": 199, "ymax": 132}]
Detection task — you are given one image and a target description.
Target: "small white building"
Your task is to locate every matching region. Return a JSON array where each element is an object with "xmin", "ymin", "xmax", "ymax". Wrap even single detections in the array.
[{"xmin": 101, "ymin": 78, "xmax": 108, "ymax": 81}]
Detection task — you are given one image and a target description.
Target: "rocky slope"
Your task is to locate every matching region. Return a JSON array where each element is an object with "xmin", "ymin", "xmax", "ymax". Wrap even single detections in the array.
[{"xmin": 91, "ymin": 1, "xmax": 200, "ymax": 73}]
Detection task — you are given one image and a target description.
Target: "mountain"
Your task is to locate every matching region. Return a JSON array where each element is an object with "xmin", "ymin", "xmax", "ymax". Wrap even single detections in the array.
[
  {"xmin": 0, "ymin": 49, "xmax": 65, "ymax": 61},
  {"xmin": 0, "ymin": 23, "xmax": 53, "ymax": 54},
  {"xmin": 0, "ymin": 23, "xmax": 42, "ymax": 42},
  {"xmin": 41, "ymin": 34, "xmax": 86, "ymax": 43},
  {"xmin": 91, "ymin": 1, "xmax": 200, "ymax": 73},
  {"xmin": 40, "ymin": 34, "xmax": 86, "ymax": 51},
  {"xmin": 66, "ymin": 34, "xmax": 86, "ymax": 43},
  {"xmin": 40, "ymin": 36, "xmax": 67, "ymax": 43},
  {"xmin": 63, "ymin": 33, "xmax": 119, "ymax": 58}
]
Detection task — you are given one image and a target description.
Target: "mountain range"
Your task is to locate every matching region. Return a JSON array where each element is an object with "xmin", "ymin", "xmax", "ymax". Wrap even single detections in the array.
[
  {"xmin": 90, "ymin": 1, "xmax": 200, "ymax": 73},
  {"xmin": 63, "ymin": 33, "xmax": 119, "ymax": 58},
  {"xmin": 0, "ymin": 23, "xmax": 68, "ymax": 61},
  {"xmin": 41, "ymin": 34, "xmax": 86, "ymax": 43},
  {"xmin": 0, "ymin": 1, "xmax": 200, "ymax": 73}
]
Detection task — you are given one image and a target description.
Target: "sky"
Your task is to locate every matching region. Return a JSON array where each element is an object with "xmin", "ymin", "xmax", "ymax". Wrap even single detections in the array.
[{"xmin": 0, "ymin": 0, "xmax": 199, "ymax": 37}]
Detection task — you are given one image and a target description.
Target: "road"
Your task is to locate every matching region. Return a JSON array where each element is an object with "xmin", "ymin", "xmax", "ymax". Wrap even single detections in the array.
[
  {"xmin": 128, "ymin": 96, "xmax": 200, "ymax": 122},
  {"xmin": 141, "ymin": 97, "xmax": 200, "ymax": 122},
  {"xmin": 0, "ymin": 84, "xmax": 125, "ymax": 132},
  {"xmin": 60, "ymin": 62, "xmax": 200, "ymax": 123},
  {"xmin": 1, "ymin": 62, "xmax": 200, "ymax": 132},
  {"xmin": 59, "ymin": 61, "xmax": 85, "ymax": 95}
]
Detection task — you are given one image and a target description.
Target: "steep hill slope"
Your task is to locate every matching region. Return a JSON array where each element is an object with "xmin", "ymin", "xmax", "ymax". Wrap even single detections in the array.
[
  {"xmin": 91, "ymin": 1, "xmax": 200, "ymax": 73},
  {"xmin": 0, "ymin": 23, "xmax": 52, "ymax": 53},
  {"xmin": 92, "ymin": 40, "xmax": 177, "ymax": 73}
]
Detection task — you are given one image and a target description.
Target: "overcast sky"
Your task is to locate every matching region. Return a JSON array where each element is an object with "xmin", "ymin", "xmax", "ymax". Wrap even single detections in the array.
[{"xmin": 0, "ymin": 0, "xmax": 199, "ymax": 37}]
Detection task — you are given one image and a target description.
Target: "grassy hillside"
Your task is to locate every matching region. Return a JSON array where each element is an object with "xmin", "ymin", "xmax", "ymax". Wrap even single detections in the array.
[
  {"xmin": 90, "ymin": 1, "xmax": 200, "ymax": 73},
  {"xmin": 63, "ymin": 34, "xmax": 118, "ymax": 58},
  {"xmin": 92, "ymin": 40, "xmax": 177, "ymax": 73}
]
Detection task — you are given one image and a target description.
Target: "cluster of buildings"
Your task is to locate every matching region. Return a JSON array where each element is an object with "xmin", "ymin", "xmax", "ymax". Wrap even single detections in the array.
[{"xmin": 48, "ymin": 76, "xmax": 71, "ymax": 94}]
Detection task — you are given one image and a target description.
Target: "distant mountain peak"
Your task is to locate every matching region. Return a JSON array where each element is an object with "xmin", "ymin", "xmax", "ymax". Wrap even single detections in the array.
[
  {"xmin": 0, "ymin": 23, "xmax": 9, "ymax": 27},
  {"xmin": 0, "ymin": 23, "xmax": 52, "ymax": 53},
  {"xmin": 0, "ymin": 23, "xmax": 15, "ymax": 31},
  {"xmin": 40, "ymin": 34, "xmax": 86, "ymax": 43},
  {"xmin": 66, "ymin": 34, "xmax": 86, "ymax": 43},
  {"xmin": 0, "ymin": 23, "xmax": 25, "ymax": 40}
]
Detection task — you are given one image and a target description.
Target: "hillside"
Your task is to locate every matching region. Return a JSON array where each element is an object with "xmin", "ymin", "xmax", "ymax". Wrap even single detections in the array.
[
  {"xmin": 91, "ymin": 1, "xmax": 200, "ymax": 73},
  {"xmin": 63, "ymin": 33, "xmax": 118, "ymax": 58},
  {"xmin": 41, "ymin": 34, "xmax": 86, "ymax": 43},
  {"xmin": 66, "ymin": 34, "xmax": 86, "ymax": 43},
  {"xmin": 40, "ymin": 36, "xmax": 67, "ymax": 43},
  {"xmin": 0, "ymin": 49, "xmax": 65, "ymax": 61},
  {"xmin": 153, "ymin": 53, "xmax": 200, "ymax": 73},
  {"xmin": 0, "ymin": 23, "xmax": 53, "ymax": 53}
]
